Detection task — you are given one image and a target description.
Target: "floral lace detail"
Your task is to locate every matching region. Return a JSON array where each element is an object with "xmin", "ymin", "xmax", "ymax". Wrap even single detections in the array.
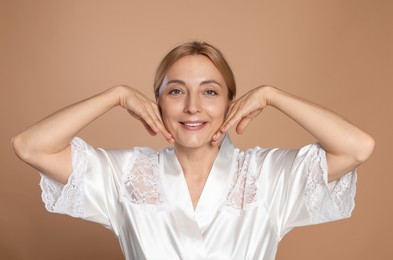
[
  {"xmin": 39, "ymin": 137, "xmax": 86, "ymax": 218},
  {"xmin": 304, "ymin": 144, "xmax": 357, "ymax": 224},
  {"xmin": 122, "ymin": 149, "xmax": 166, "ymax": 208},
  {"xmin": 223, "ymin": 150, "xmax": 258, "ymax": 212}
]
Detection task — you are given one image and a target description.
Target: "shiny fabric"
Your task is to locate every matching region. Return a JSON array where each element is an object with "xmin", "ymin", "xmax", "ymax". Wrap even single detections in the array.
[{"xmin": 40, "ymin": 135, "xmax": 357, "ymax": 260}]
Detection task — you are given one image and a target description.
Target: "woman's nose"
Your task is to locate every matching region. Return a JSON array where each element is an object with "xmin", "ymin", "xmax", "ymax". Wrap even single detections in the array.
[{"xmin": 183, "ymin": 93, "xmax": 201, "ymax": 114}]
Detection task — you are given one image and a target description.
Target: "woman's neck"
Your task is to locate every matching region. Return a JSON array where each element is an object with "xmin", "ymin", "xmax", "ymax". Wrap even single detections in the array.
[
  {"xmin": 174, "ymin": 143, "xmax": 220, "ymax": 180},
  {"xmin": 174, "ymin": 143, "xmax": 221, "ymax": 209}
]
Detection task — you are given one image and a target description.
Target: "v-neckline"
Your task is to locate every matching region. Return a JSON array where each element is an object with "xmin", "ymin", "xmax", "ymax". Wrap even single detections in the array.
[{"xmin": 161, "ymin": 135, "xmax": 236, "ymax": 222}]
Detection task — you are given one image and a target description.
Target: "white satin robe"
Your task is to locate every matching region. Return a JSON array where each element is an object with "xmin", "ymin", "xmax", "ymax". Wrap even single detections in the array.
[{"xmin": 40, "ymin": 135, "xmax": 357, "ymax": 260}]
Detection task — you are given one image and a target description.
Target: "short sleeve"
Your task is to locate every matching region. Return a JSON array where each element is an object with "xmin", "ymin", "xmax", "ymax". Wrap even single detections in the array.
[
  {"xmin": 257, "ymin": 144, "xmax": 357, "ymax": 239},
  {"xmin": 40, "ymin": 137, "xmax": 87, "ymax": 219},
  {"xmin": 304, "ymin": 144, "xmax": 357, "ymax": 223},
  {"xmin": 39, "ymin": 137, "xmax": 131, "ymax": 234}
]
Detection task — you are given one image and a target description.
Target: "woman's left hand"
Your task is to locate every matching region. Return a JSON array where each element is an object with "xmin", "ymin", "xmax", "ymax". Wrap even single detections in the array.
[
  {"xmin": 212, "ymin": 85, "xmax": 273, "ymax": 144},
  {"xmin": 213, "ymin": 84, "xmax": 374, "ymax": 182}
]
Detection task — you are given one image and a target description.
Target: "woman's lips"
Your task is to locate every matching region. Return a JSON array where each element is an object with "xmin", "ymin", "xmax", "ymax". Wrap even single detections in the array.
[{"xmin": 180, "ymin": 121, "xmax": 207, "ymax": 130}]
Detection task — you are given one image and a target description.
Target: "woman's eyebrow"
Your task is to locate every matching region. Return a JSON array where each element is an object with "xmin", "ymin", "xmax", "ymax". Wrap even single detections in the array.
[
  {"xmin": 200, "ymin": 80, "xmax": 222, "ymax": 87},
  {"xmin": 166, "ymin": 79, "xmax": 222, "ymax": 87},
  {"xmin": 166, "ymin": 79, "xmax": 185, "ymax": 86}
]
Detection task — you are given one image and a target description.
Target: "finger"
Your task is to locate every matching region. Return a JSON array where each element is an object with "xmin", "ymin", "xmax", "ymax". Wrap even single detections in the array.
[
  {"xmin": 140, "ymin": 120, "xmax": 158, "ymax": 136},
  {"xmin": 213, "ymin": 105, "xmax": 236, "ymax": 142},
  {"xmin": 236, "ymin": 117, "xmax": 252, "ymax": 134},
  {"xmin": 211, "ymin": 131, "xmax": 225, "ymax": 146},
  {"xmin": 149, "ymin": 104, "xmax": 174, "ymax": 142},
  {"xmin": 125, "ymin": 92, "xmax": 173, "ymax": 142},
  {"xmin": 220, "ymin": 105, "xmax": 244, "ymax": 133},
  {"xmin": 142, "ymin": 108, "xmax": 173, "ymax": 142},
  {"xmin": 219, "ymin": 103, "xmax": 237, "ymax": 132},
  {"xmin": 141, "ymin": 114, "xmax": 173, "ymax": 143},
  {"xmin": 156, "ymin": 123, "xmax": 174, "ymax": 143},
  {"xmin": 128, "ymin": 110, "xmax": 159, "ymax": 136},
  {"xmin": 212, "ymin": 131, "xmax": 222, "ymax": 143}
]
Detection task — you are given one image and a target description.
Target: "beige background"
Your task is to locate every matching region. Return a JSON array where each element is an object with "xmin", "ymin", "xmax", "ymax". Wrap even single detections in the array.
[{"xmin": 1, "ymin": 0, "xmax": 392, "ymax": 259}]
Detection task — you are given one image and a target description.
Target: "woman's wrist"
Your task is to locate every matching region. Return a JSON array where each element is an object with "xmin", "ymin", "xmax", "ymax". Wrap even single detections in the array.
[
  {"xmin": 256, "ymin": 85, "xmax": 280, "ymax": 108},
  {"xmin": 109, "ymin": 85, "xmax": 134, "ymax": 108}
]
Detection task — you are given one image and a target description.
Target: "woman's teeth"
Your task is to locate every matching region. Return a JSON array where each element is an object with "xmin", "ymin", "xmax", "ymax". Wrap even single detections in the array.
[{"xmin": 183, "ymin": 122, "xmax": 203, "ymax": 127}]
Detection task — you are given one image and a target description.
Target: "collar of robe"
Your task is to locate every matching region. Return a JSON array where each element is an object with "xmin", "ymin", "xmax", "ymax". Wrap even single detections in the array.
[{"xmin": 160, "ymin": 134, "xmax": 237, "ymax": 257}]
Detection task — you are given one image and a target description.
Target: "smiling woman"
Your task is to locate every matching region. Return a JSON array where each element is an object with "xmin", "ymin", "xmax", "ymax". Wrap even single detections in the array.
[
  {"xmin": 159, "ymin": 55, "xmax": 229, "ymax": 152},
  {"xmin": 12, "ymin": 41, "xmax": 374, "ymax": 260}
]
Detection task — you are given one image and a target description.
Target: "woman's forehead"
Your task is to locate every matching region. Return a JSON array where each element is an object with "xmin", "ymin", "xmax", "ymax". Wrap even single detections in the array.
[{"xmin": 166, "ymin": 55, "xmax": 225, "ymax": 82}]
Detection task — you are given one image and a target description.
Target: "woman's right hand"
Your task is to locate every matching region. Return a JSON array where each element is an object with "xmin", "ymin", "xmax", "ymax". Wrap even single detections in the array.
[
  {"xmin": 117, "ymin": 85, "xmax": 174, "ymax": 143},
  {"xmin": 12, "ymin": 85, "xmax": 173, "ymax": 184}
]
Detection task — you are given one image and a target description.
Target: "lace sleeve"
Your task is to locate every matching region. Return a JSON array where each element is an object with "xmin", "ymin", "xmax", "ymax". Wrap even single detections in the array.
[
  {"xmin": 304, "ymin": 144, "xmax": 357, "ymax": 224},
  {"xmin": 39, "ymin": 137, "xmax": 87, "ymax": 218}
]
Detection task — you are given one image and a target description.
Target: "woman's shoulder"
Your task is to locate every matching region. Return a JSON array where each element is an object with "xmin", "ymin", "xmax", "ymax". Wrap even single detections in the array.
[
  {"xmin": 235, "ymin": 143, "xmax": 318, "ymax": 171},
  {"xmin": 72, "ymin": 137, "xmax": 162, "ymax": 166}
]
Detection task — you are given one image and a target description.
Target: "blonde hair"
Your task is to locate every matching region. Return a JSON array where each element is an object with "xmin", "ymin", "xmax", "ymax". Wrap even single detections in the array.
[{"xmin": 154, "ymin": 41, "xmax": 236, "ymax": 100}]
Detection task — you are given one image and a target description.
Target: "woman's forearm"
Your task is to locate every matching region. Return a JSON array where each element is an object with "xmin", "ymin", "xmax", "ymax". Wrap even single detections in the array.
[
  {"xmin": 12, "ymin": 86, "xmax": 128, "ymax": 184},
  {"xmin": 13, "ymin": 85, "xmax": 171, "ymax": 184},
  {"xmin": 218, "ymin": 85, "xmax": 374, "ymax": 180},
  {"xmin": 268, "ymin": 87, "xmax": 374, "ymax": 160},
  {"xmin": 267, "ymin": 86, "xmax": 375, "ymax": 179},
  {"xmin": 12, "ymin": 86, "xmax": 122, "ymax": 159}
]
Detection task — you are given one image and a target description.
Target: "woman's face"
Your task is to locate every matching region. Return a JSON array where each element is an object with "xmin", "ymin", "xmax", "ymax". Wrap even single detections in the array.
[{"xmin": 158, "ymin": 55, "xmax": 230, "ymax": 150}]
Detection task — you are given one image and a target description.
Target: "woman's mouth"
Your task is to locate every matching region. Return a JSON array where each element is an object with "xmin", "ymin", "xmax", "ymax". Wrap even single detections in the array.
[{"xmin": 180, "ymin": 121, "xmax": 207, "ymax": 130}]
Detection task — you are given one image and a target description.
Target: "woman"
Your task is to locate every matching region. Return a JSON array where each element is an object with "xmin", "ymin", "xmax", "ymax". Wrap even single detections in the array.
[{"xmin": 13, "ymin": 41, "xmax": 374, "ymax": 259}]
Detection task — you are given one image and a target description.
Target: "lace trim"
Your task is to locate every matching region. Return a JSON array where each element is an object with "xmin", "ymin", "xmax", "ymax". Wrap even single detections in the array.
[
  {"xmin": 122, "ymin": 149, "xmax": 166, "ymax": 209},
  {"xmin": 223, "ymin": 150, "xmax": 258, "ymax": 213},
  {"xmin": 39, "ymin": 137, "xmax": 86, "ymax": 218},
  {"xmin": 304, "ymin": 144, "xmax": 357, "ymax": 224}
]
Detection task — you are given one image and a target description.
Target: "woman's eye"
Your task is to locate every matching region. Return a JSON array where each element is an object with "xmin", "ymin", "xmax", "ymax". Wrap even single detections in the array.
[
  {"xmin": 205, "ymin": 90, "xmax": 217, "ymax": 96},
  {"xmin": 169, "ymin": 89, "xmax": 182, "ymax": 95}
]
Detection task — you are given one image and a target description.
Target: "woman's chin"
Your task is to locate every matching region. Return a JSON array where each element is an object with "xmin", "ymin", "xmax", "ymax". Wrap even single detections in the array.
[{"xmin": 173, "ymin": 138, "xmax": 214, "ymax": 150}]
